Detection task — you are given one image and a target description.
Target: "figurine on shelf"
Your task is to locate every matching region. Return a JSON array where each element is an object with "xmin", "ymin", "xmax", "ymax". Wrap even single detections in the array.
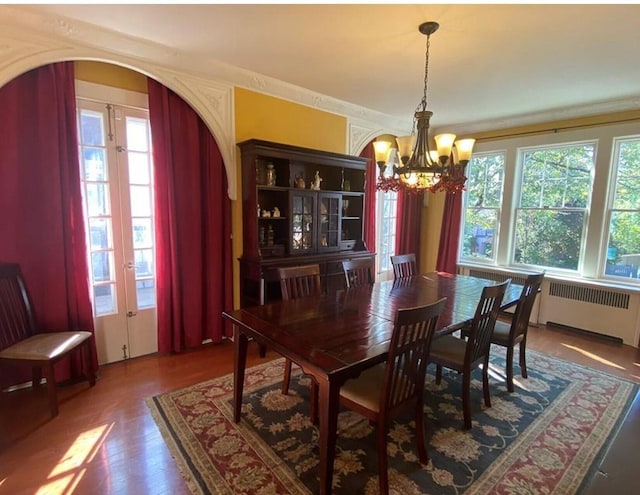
[
  {"xmin": 265, "ymin": 162, "xmax": 276, "ymax": 186},
  {"xmin": 295, "ymin": 175, "xmax": 305, "ymax": 188},
  {"xmin": 272, "ymin": 206, "xmax": 280, "ymax": 217},
  {"xmin": 310, "ymin": 170, "xmax": 323, "ymax": 190}
]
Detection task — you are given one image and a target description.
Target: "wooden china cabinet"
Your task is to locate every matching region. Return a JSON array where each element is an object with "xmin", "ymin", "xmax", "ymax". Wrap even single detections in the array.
[{"xmin": 237, "ymin": 139, "xmax": 375, "ymax": 307}]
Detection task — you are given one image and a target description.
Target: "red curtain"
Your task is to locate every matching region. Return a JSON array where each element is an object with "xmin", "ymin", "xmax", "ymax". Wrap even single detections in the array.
[
  {"xmin": 0, "ymin": 62, "xmax": 97, "ymax": 388},
  {"xmin": 148, "ymin": 79, "xmax": 233, "ymax": 353},
  {"xmin": 395, "ymin": 191, "xmax": 423, "ymax": 259},
  {"xmin": 361, "ymin": 141, "xmax": 376, "ymax": 252},
  {"xmin": 435, "ymin": 191, "xmax": 463, "ymax": 274}
]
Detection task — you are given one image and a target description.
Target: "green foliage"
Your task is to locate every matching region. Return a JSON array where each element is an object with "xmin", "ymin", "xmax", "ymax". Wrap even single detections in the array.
[
  {"xmin": 462, "ymin": 153, "xmax": 504, "ymax": 260},
  {"xmin": 608, "ymin": 139, "xmax": 640, "ymax": 265},
  {"xmin": 514, "ymin": 144, "xmax": 593, "ymax": 270}
]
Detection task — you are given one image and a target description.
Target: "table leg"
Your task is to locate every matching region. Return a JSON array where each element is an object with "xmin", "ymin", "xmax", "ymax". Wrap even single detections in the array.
[
  {"xmin": 317, "ymin": 376, "xmax": 340, "ymax": 495},
  {"xmin": 233, "ymin": 326, "xmax": 249, "ymax": 423}
]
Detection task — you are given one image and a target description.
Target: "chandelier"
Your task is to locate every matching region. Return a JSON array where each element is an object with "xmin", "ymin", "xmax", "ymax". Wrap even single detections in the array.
[{"xmin": 375, "ymin": 22, "xmax": 475, "ymax": 194}]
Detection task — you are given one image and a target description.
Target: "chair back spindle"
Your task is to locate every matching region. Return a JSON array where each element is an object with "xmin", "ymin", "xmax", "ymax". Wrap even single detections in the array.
[
  {"xmin": 277, "ymin": 264, "xmax": 322, "ymax": 300},
  {"xmin": 390, "ymin": 253, "xmax": 417, "ymax": 279},
  {"xmin": 510, "ymin": 273, "xmax": 544, "ymax": 341},
  {"xmin": 383, "ymin": 298, "xmax": 446, "ymax": 413},
  {"xmin": 342, "ymin": 258, "xmax": 374, "ymax": 289},
  {"xmin": 466, "ymin": 279, "xmax": 510, "ymax": 365},
  {"xmin": 0, "ymin": 263, "xmax": 35, "ymax": 351}
]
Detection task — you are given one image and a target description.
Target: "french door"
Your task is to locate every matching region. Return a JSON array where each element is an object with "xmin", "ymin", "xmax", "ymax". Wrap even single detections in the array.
[{"xmin": 76, "ymin": 92, "xmax": 157, "ymax": 365}]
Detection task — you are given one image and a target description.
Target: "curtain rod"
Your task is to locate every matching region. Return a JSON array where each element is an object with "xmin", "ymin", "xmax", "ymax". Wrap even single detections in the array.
[{"xmin": 476, "ymin": 115, "xmax": 640, "ymax": 143}]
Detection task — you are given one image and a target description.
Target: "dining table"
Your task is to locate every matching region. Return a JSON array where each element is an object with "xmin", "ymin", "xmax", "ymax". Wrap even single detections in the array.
[{"xmin": 222, "ymin": 271, "xmax": 523, "ymax": 495}]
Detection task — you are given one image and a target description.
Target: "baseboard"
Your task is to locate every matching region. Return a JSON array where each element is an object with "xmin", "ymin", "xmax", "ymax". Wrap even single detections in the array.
[{"xmin": 546, "ymin": 321, "xmax": 624, "ymax": 345}]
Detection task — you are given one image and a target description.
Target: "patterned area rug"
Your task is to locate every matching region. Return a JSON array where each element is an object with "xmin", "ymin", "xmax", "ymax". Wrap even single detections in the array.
[{"xmin": 147, "ymin": 348, "xmax": 638, "ymax": 494}]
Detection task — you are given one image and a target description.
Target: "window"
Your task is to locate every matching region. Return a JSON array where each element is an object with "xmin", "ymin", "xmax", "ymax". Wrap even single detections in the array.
[
  {"xmin": 514, "ymin": 142, "xmax": 594, "ymax": 271},
  {"xmin": 461, "ymin": 152, "xmax": 505, "ymax": 262},
  {"xmin": 375, "ymin": 147, "xmax": 399, "ymax": 277},
  {"xmin": 376, "ymin": 189, "xmax": 398, "ymax": 276},
  {"xmin": 604, "ymin": 136, "xmax": 640, "ymax": 280},
  {"xmin": 457, "ymin": 121, "xmax": 640, "ymax": 286}
]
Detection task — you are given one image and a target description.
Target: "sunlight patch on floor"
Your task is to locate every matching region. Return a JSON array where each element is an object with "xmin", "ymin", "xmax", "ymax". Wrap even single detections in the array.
[
  {"xmin": 560, "ymin": 343, "xmax": 625, "ymax": 370},
  {"xmin": 487, "ymin": 362, "xmax": 506, "ymax": 383},
  {"xmin": 36, "ymin": 423, "xmax": 113, "ymax": 495}
]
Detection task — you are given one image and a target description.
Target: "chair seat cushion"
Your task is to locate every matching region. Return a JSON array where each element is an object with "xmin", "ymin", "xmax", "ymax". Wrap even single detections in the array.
[
  {"xmin": 340, "ymin": 363, "xmax": 385, "ymax": 413},
  {"xmin": 0, "ymin": 331, "xmax": 91, "ymax": 361},
  {"xmin": 491, "ymin": 320, "xmax": 512, "ymax": 345},
  {"xmin": 430, "ymin": 335, "xmax": 467, "ymax": 370}
]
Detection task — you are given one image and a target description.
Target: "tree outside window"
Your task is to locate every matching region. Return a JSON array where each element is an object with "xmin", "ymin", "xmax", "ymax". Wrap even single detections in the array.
[
  {"xmin": 514, "ymin": 143, "xmax": 594, "ymax": 270},
  {"xmin": 461, "ymin": 152, "xmax": 505, "ymax": 262},
  {"xmin": 605, "ymin": 137, "xmax": 640, "ymax": 279}
]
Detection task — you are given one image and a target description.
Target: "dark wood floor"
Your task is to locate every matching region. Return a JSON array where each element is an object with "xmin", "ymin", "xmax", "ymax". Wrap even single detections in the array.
[{"xmin": 0, "ymin": 324, "xmax": 638, "ymax": 495}]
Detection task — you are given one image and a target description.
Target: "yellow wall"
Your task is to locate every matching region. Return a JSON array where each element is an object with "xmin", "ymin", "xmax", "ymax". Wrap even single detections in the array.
[
  {"xmin": 75, "ymin": 61, "xmax": 147, "ymax": 93},
  {"xmin": 234, "ymin": 87, "xmax": 346, "ymax": 151}
]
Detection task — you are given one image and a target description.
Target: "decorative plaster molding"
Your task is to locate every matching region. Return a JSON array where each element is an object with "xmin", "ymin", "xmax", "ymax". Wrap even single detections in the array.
[{"xmin": 348, "ymin": 121, "xmax": 381, "ymax": 156}]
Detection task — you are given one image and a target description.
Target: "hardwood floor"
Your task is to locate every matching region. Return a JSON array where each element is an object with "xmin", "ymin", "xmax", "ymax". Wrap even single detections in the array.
[{"xmin": 0, "ymin": 324, "xmax": 638, "ymax": 495}]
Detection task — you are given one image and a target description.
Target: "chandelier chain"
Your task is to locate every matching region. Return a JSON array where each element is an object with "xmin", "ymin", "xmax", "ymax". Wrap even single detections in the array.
[{"xmin": 421, "ymin": 34, "xmax": 431, "ymax": 113}]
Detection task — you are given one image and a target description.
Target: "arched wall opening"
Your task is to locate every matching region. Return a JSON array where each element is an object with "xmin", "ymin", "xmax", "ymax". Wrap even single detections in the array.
[{"xmin": 0, "ymin": 55, "xmax": 237, "ymax": 199}]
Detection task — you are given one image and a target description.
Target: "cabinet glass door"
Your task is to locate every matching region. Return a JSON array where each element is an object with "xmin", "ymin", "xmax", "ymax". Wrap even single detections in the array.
[
  {"xmin": 318, "ymin": 193, "xmax": 341, "ymax": 251},
  {"xmin": 291, "ymin": 191, "xmax": 315, "ymax": 253}
]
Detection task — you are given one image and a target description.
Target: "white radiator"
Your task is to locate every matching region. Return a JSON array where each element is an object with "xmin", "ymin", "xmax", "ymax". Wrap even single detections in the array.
[{"xmin": 459, "ymin": 266, "xmax": 640, "ymax": 347}]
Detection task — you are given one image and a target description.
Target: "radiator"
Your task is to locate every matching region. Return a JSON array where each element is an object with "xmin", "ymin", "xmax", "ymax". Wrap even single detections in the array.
[
  {"xmin": 459, "ymin": 266, "xmax": 640, "ymax": 346},
  {"xmin": 540, "ymin": 280, "xmax": 639, "ymax": 345}
]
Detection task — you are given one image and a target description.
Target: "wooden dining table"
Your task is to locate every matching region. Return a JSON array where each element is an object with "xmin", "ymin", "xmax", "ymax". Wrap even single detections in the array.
[{"xmin": 222, "ymin": 272, "xmax": 522, "ymax": 495}]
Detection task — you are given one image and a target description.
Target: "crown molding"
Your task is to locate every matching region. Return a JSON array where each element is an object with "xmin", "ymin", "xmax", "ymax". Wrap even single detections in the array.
[{"xmin": 436, "ymin": 96, "xmax": 640, "ymax": 137}]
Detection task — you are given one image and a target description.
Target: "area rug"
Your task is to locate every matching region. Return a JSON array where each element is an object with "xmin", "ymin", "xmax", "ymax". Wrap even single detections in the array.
[{"xmin": 147, "ymin": 348, "xmax": 638, "ymax": 494}]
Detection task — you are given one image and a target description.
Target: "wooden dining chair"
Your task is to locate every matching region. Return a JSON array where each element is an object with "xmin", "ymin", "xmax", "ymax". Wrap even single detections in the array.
[
  {"xmin": 341, "ymin": 258, "xmax": 373, "ymax": 289},
  {"xmin": 491, "ymin": 272, "xmax": 544, "ymax": 392},
  {"xmin": 339, "ymin": 297, "xmax": 446, "ymax": 495},
  {"xmin": 0, "ymin": 262, "xmax": 96, "ymax": 417},
  {"xmin": 277, "ymin": 264, "xmax": 322, "ymax": 397},
  {"xmin": 390, "ymin": 253, "xmax": 417, "ymax": 279},
  {"xmin": 429, "ymin": 279, "xmax": 510, "ymax": 429}
]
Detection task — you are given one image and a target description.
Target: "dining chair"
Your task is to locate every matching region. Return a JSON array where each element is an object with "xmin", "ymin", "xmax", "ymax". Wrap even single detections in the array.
[
  {"xmin": 0, "ymin": 262, "xmax": 96, "ymax": 417},
  {"xmin": 429, "ymin": 279, "xmax": 510, "ymax": 429},
  {"xmin": 339, "ymin": 297, "xmax": 447, "ymax": 495},
  {"xmin": 341, "ymin": 258, "xmax": 374, "ymax": 289},
  {"xmin": 491, "ymin": 272, "xmax": 544, "ymax": 392},
  {"xmin": 390, "ymin": 253, "xmax": 417, "ymax": 279},
  {"xmin": 277, "ymin": 264, "xmax": 322, "ymax": 397}
]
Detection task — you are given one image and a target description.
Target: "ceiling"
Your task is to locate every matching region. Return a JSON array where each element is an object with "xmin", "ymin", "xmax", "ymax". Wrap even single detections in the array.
[{"xmin": 15, "ymin": 3, "xmax": 640, "ymax": 132}]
